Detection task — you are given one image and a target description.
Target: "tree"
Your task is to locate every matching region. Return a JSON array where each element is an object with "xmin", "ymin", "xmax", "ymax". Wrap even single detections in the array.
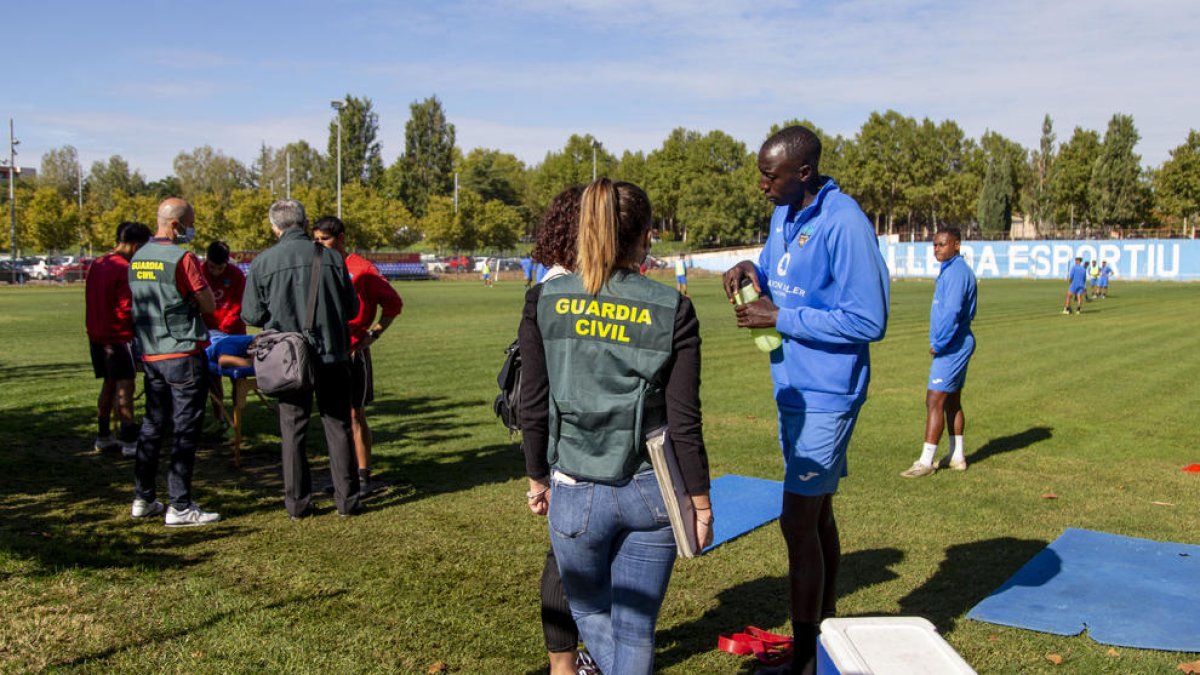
[
  {"xmin": 173, "ymin": 145, "xmax": 249, "ymax": 200},
  {"xmin": 903, "ymin": 119, "xmax": 975, "ymax": 229},
  {"xmin": 1089, "ymin": 113, "xmax": 1145, "ymax": 226},
  {"xmin": 223, "ymin": 188, "xmax": 277, "ymax": 250},
  {"xmin": 1029, "ymin": 114, "xmax": 1056, "ymax": 228},
  {"xmin": 38, "ymin": 146, "xmax": 83, "ymax": 202},
  {"xmin": 388, "ymin": 95, "xmax": 455, "ymax": 216},
  {"xmin": 852, "ymin": 110, "xmax": 918, "ymax": 232},
  {"xmin": 477, "ymin": 199, "xmax": 523, "ymax": 252},
  {"xmin": 458, "ymin": 148, "xmax": 525, "ymax": 207},
  {"xmin": 86, "ymin": 155, "xmax": 146, "ymax": 212},
  {"xmin": 977, "ymin": 156, "xmax": 1013, "ymax": 237},
  {"xmin": 341, "ymin": 182, "xmax": 415, "ymax": 250},
  {"xmin": 420, "ymin": 192, "xmax": 479, "ymax": 252},
  {"xmin": 24, "ymin": 187, "xmax": 81, "ymax": 252},
  {"xmin": 977, "ymin": 131, "xmax": 1029, "ymax": 216},
  {"xmin": 645, "ymin": 128, "xmax": 701, "ymax": 238},
  {"xmin": 328, "ymin": 94, "xmax": 385, "ymax": 191},
  {"xmin": 1049, "ymin": 127, "xmax": 1101, "ymax": 226},
  {"xmin": 1154, "ymin": 129, "xmax": 1200, "ymax": 230},
  {"xmin": 615, "ymin": 150, "xmax": 648, "ymax": 188},
  {"xmin": 530, "ymin": 134, "xmax": 615, "ymax": 210},
  {"xmin": 253, "ymin": 140, "xmax": 327, "ymax": 194},
  {"xmin": 675, "ymin": 131, "xmax": 763, "ymax": 245}
]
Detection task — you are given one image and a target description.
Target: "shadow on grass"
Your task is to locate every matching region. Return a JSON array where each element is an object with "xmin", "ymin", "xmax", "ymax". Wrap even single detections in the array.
[
  {"xmin": 57, "ymin": 588, "xmax": 347, "ymax": 668},
  {"xmin": 897, "ymin": 536, "xmax": 1048, "ymax": 633},
  {"xmin": 0, "ymin": 360, "xmax": 91, "ymax": 381},
  {"xmin": 968, "ymin": 426, "xmax": 1053, "ymax": 466},
  {"xmin": 653, "ymin": 547, "xmax": 904, "ymax": 671}
]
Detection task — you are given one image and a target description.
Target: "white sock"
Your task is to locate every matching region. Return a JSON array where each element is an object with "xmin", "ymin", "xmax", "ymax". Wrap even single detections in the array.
[
  {"xmin": 951, "ymin": 436, "xmax": 965, "ymax": 460},
  {"xmin": 918, "ymin": 442, "xmax": 937, "ymax": 466}
]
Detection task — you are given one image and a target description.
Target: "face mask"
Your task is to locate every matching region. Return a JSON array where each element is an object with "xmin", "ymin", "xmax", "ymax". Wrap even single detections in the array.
[{"xmin": 175, "ymin": 226, "xmax": 196, "ymax": 244}]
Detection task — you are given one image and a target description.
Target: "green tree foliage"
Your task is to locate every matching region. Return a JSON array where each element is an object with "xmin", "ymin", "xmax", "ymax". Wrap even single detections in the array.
[
  {"xmin": 1153, "ymin": 129, "xmax": 1200, "ymax": 228},
  {"xmin": 530, "ymin": 135, "xmax": 615, "ymax": 211},
  {"xmin": 977, "ymin": 131, "xmax": 1029, "ymax": 216},
  {"xmin": 341, "ymin": 182, "xmax": 416, "ymax": 250},
  {"xmin": 615, "ymin": 151, "xmax": 648, "ymax": 190},
  {"xmin": 389, "ymin": 96, "xmax": 456, "ymax": 217},
  {"xmin": 38, "ymin": 146, "xmax": 83, "ymax": 202},
  {"xmin": 24, "ymin": 187, "xmax": 81, "ymax": 252},
  {"xmin": 902, "ymin": 119, "xmax": 977, "ymax": 228},
  {"xmin": 329, "ymin": 95, "xmax": 385, "ymax": 191},
  {"xmin": 852, "ymin": 110, "xmax": 917, "ymax": 232},
  {"xmin": 977, "ymin": 156, "xmax": 1013, "ymax": 236},
  {"xmin": 477, "ymin": 199, "xmax": 523, "ymax": 251},
  {"xmin": 173, "ymin": 145, "xmax": 250, "ymax": 200},
  {"xmin": 420, "ymin": 190, "xmax": 482, "ymax": 252},
  {"xmin": 644, "ymin": 128, "xmax": 700, "ymax": 238},
  {"xmin": 250, "ymin": 142, "xmax": 326, "ymax": 196},
  {"xmin": 1029, "ymin": 114, "xmax": 1056, "ymax": 227},
  {"xmin": 458, "ymin": 148, "xmax": 525, "ymax": 207},
  {"xmin": 86, "ymin": 156, "xmax": 146, "ymax": 212},
  {"xmin": 675, "ymin": 131, "xmax": 764, "ymax": 245},
  {"xmin": 1049, "ymin": 127, "xmax": 1101, "ymax": 226},
  {"xmin": 91, "ymin": 192, "xmax": 158, "ymax": 249},
  {"xmin": 1089, "ymin": 113, "xmax": 1146, "ymax": 226},
  {"xmin": 222, "ymin": 188, "xmax": 277, "ymax": 250},
  {"xmin": 145, "ymin": 176, "xmax": 183, "ymax": 200}
]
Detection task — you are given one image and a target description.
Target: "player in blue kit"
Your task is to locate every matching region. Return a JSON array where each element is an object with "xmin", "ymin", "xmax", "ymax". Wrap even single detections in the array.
[
  {"xmin": 1063, "ymin": 256, "xmax": 1086, "ymax": 314},
  {"xmin": 1098, "ymin": 260, "xmax": 1114, "ymax": 298},
  {"xmin": 901, "ymin": 227, "xmax": 977, "ymax": 478},
  {"xmin": 723, "ymin": 126, "xmax": 889, "ymax": 675}
]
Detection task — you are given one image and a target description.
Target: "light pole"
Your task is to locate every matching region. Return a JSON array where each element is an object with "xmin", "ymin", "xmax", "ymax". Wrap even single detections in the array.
[
  {"xmin": 7, "ymin": 119, "xmax": 18, "ymax": 277},
  {"xmin": 592, "ymin": 139, "xmax": 598, "ymax": 181},
  {"xmin": 330, "ymin": 100, "xmax": 344, "ymax": 219}
]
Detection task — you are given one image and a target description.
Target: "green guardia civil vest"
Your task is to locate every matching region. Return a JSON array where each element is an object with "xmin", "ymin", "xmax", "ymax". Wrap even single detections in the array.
[
  {"xmin": 129, "ymin": 242, "xmax": 206, "ymax": 356},
  {"xmin": 537, "ymin": 269, "xmax": 680, "ymax": 482}
]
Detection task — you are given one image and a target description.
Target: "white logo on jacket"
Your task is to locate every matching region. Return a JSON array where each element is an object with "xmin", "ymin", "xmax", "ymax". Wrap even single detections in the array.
[
  {"xmin": 776, "ymin": 252, "xmax": 791, "ymax": 276},
  {"xmin": 796, "ymin": 471, "xmax": 819, "ymax": 482}
]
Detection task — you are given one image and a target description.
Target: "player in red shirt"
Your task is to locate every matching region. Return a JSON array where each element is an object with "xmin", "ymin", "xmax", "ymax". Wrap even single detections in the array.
[
  {"xmin": 86, "ymin": 221, "xmax": 152, "ymax": 455},
  {"xmin": 313, "ymin": 216, "xmax": 403, "ymax": 494},
  {"xmin": 201, "ymin": 241, "xmax": 247, "ymax": 436}
]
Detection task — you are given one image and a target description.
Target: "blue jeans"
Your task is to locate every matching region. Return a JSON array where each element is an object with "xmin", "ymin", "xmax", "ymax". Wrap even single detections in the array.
[
  {"xmin": 548, "ymin": 468, "xmax": 676, "ymax": 675},
  {"xmin": 135, "ymin": 353, "xmax": 208, "ymax": 509}
]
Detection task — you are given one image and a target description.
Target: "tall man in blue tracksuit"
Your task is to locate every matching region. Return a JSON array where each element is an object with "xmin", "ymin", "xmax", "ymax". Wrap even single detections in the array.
[
  {"xmin": 1063, "ymin": 256, "xmax": 1086, "ymax": 314},
  {"xmin": 901, "ymin": 227, "xmax": 977, "ymax": 478},
  {"xmin": 724, "ymin": 126, "xmax": 889, "ymax": 675}
]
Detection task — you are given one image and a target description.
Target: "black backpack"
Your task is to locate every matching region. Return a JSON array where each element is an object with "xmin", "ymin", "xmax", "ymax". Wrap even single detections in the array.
[{"xmin": 493, "ymin": 337, "xmax": 522, "ymax": 432}]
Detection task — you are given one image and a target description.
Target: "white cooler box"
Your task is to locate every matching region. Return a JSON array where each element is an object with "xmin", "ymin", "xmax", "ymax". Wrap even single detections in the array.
[{"xmin": 816, "ymin": 617, "xmax": 976, "ymax": 675}]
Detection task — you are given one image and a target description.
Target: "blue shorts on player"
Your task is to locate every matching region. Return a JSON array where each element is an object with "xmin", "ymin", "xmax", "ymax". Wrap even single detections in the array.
[
  {"xmin": 778, "ymin": 404, "xmax": 861, "ymax": 496},
  {"xmin": 929, "ymin": 334, "xmax": 974, "ymax": 393},
  {"xmin": 676, "ymin": 274, "xmax": 686, "ymax": 285},
  {"xmin": 1069, "ymin": 282, "xmax": 1085, "ymax": 295}
]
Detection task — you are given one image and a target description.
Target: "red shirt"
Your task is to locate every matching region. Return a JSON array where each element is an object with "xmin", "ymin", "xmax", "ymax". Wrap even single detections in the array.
[
  {"xmin": 141, "ymin": 240, "xmax": 211, "ymax": 362},
  {"xmin": 346, "ymin": 253, "xmax": 403, "ymax": 349},
  {"xmin": 85, "ymin": 252, "xmax": 133, "ymax": 344},
  {"xmin": 202, "ymin": 262, "xmax": 247, "ymax": 335}
]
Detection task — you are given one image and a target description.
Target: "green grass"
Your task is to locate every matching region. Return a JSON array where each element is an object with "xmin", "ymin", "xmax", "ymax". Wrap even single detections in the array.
[{"xmin": 1, "ymin": 273, "xmax": 1198, "ymax": 674}]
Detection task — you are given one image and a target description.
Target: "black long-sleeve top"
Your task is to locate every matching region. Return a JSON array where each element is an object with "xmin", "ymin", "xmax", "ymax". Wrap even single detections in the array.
[{"xmin": 519, "ymin": 283, "xmax": 710, "ymax": 495}]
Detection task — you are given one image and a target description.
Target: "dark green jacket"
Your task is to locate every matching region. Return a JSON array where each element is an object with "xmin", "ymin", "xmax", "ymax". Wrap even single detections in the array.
[
  {"xmin": 241, "ymin": 228, "xmax": 359, "ymax": 364},
  {"xmin": 129, "ymin": 241, "xmax": 207, "ymax": 356},
  {"xmin": 536, "ymin": 270, "xmax": 679, "ymax": 482}
]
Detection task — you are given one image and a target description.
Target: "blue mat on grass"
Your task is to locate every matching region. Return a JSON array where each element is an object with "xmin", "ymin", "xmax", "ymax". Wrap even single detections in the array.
[
  {"xmin": 966, "ymin": 528, "xmax": 1200, "ymax": 651},
  {"xmin": 705, "ymin": 474, "xmax": 783, "ymax": 552}
]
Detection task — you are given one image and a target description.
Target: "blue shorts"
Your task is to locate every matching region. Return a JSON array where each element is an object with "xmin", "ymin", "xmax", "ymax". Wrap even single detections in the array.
[
  {"xmin": 1069, "ymin": 283, "xmax": 1085, "ymax": 295},
  {"xmin": 1099, "ymin": 279, "xmax": 1109, "ymax": 288},
  {"xmin": 676, "ymin": 274, "xmax": 687, "ymax": 284},
  {"xmin": 778, "ymin": 405, "xmax": 861, "ymax": 496},
  {"xmin": 929, "ymin": 337, "xmax": 974, "ymax": 393}
]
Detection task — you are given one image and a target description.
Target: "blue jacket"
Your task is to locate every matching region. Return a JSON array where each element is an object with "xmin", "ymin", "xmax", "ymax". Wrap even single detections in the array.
[
  {"xmin": 755, "ymin": 180, "xmax": 890, "ymax": 412},
  {"xmin": 930, "ymin": 254, "xmax": 976, "ymax": 354},
  {"xmin": 1068, "ymin": 264, "xmax": 1086, "ymax": 287}
]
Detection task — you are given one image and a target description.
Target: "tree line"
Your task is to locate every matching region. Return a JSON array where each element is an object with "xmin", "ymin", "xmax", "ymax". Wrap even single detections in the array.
[{"xmin": 7, "ymin": 96, "xmax": 1200, "ymax": 256}]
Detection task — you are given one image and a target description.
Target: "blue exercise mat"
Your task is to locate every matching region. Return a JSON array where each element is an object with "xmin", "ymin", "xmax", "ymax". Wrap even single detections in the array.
[
  {"xmin": 705, "ymin": 474, "xmax": 783, "ymax": 552},
  {"xmin": 966, "ymin": 527, "xmax": 1200, "ymax": 651}
]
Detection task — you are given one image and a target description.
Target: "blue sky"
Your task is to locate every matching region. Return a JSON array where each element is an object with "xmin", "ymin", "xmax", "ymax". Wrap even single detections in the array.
[{"xmin": 6, "ymin": 0, "xmax": 1198, "ymax": 180}]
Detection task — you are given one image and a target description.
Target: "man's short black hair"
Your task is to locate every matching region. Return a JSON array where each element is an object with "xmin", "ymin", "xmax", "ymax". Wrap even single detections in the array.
[
  {"xmin": 312, "ymin": 215, "xmax": 345, "ymax": 238},
  {"xmin": 936, "ymin": 226, "xmax": 962, "ymax": 242},
  {"xmin": 116, "ymin": 221, "xmax": 152, "ymax": 245},
  {"xmin": 763, "ymin": 125, "xmax": 822, "ymax": 173},
  {"xmin": 206, "ymin": 240, "xmax": 231, "ymax": 265}
]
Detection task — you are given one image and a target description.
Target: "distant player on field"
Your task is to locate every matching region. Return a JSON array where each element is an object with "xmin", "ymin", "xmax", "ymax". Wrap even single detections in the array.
[
  {"xmin": 1098, "ymin": 260, "xmax": 1114, "ymax": 298},
  {"xmin": 902, "ymin": 227, "xmax": 977, "ymax": 477},
  {"xmin": 675, "ymin": 254, "xmax": 689, "ymax": 296},
  {"xmin": 1063, "ymin": 257, "xmax": 1086, "ymax": 314},
  {"xmin": 1087, "ymin": 260, "xmax": 1100, "ymax": 299}
]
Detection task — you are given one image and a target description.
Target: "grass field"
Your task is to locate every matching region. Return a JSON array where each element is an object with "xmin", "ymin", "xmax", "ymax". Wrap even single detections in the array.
[{"xmin": 1, "ymin": 272, "xmax": 1198, "ymax": 674}]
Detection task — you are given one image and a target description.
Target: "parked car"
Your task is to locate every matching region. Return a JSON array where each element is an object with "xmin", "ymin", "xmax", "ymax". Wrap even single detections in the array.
[
  {"xmin": 0, "ymin": 259, "xmax": 21, "ymax": 283},
  {"xmin": 49, "ymin": 257, "xmax": 93, "ymax": 282},
  {"xmin": 443, "ymin": 255, "xmax": 474, "ymax": 272},
  {"xmin": 18, "ymin": 256, "xmax": 49, "ymax": 279}
]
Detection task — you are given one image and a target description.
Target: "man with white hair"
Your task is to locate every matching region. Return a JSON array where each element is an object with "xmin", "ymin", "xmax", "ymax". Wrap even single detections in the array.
[{"xmin": 242, "ymin": 200, "xmax": 363, "ymax": 519}]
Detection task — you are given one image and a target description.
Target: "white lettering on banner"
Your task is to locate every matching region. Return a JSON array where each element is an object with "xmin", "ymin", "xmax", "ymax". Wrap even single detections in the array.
[
  {"xmin": 925, "ymin": 246, "xmax": 938, "ymax": 275},
  {"xmin": 977, "ymin": 246, "xmax": 999, "ymax": 277},
  {"xmin": 1161, "ymin": 244, "xmax": 1179, "ymax": 277},
  {"xmin": 1008, "ymin": 244, "xmax": 1029, "ymax": 276},
  {"xmin": 1099, "ymin": 244, "xmax": 1121, "ymax": 268},
  {"xmin": 1031, "ymin": 245, "xmax": 1052, "ymax": 276},
  {"xmin": 1077, "ymin": 244, "xmax": 1097, "ymax": 263},
  {"xmin": 1124, "ymin": 244, "xmax": 1144, "ymax": 278},
  {"xmin": 1052, "ymin": 245, "xmax": 1073, "ymax": 276}
]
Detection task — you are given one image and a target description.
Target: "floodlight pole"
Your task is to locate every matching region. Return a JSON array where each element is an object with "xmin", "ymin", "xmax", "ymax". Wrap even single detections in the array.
[
  {"xmin": 8, "ymin": 118, "xmax": 17, "ymax": 274},
  {"xmin": 77, "ymin": 161, "xmax": 83, "ymax": 211},
  {"xmin": 592, "ymin": 140, "xmax": 598, "ymax": 181},
  {"xmin": 453, "ymin": 172, "xmax": 459, "ymax": 214},
  {"xmin": 331, "ymin": 100, "xmax": 344, "ymax": 219}
]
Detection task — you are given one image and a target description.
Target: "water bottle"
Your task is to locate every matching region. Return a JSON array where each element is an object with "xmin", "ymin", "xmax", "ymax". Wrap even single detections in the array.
[{"xmin": 733, "ymin": 278, "xmax": 783, "ymax": 353}]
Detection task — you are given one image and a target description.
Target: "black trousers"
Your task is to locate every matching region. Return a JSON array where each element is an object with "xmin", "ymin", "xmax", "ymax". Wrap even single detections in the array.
[
  {"xmin": 277, "ymin": 361, "xmax": 360, "ymax": 517},
  {"xmin": 541, "ymin": 547, "xmax": 581, "ymax": 652},
  {"xmin": 134, "ymin": 353, "xmax": 208, "ymax": 510}
]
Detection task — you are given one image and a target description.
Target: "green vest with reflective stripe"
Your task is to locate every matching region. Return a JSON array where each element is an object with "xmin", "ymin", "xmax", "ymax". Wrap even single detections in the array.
[
  {"xmin": 129, "ymin": 242, "xmax": 206, "ymax": 356},
  {"xmin": 537, "ymin": 269, "xmax": 680, "ymax": 482}
]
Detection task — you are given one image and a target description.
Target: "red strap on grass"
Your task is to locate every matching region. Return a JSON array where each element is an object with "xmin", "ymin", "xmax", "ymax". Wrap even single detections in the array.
[{"xmin": 718, "ymin": 626, "xmax": 794, "ymax": 666}]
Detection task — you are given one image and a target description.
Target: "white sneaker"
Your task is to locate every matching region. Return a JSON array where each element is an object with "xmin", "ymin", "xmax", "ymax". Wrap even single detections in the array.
[
  {"xmin": 165, "ymin": 502, "xmax": 221, "ymax": 527},
  {"xmin": 94, "ymin": 435, "xmax": 119, "ymax": 452},
  {"xmin": 120, "ymin": 440, "xmax": 137, "ymax": 458},
  {"xmin": 900, "ymin": 462, "xmax": 936, "ymax": 478},
  {"xmin": 948, "ymin": 457, "xmax": 968, "ymax": 471},
  {"xmin": 131, "ymin": 498, "xmax": 165, "ymax": 518}
]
